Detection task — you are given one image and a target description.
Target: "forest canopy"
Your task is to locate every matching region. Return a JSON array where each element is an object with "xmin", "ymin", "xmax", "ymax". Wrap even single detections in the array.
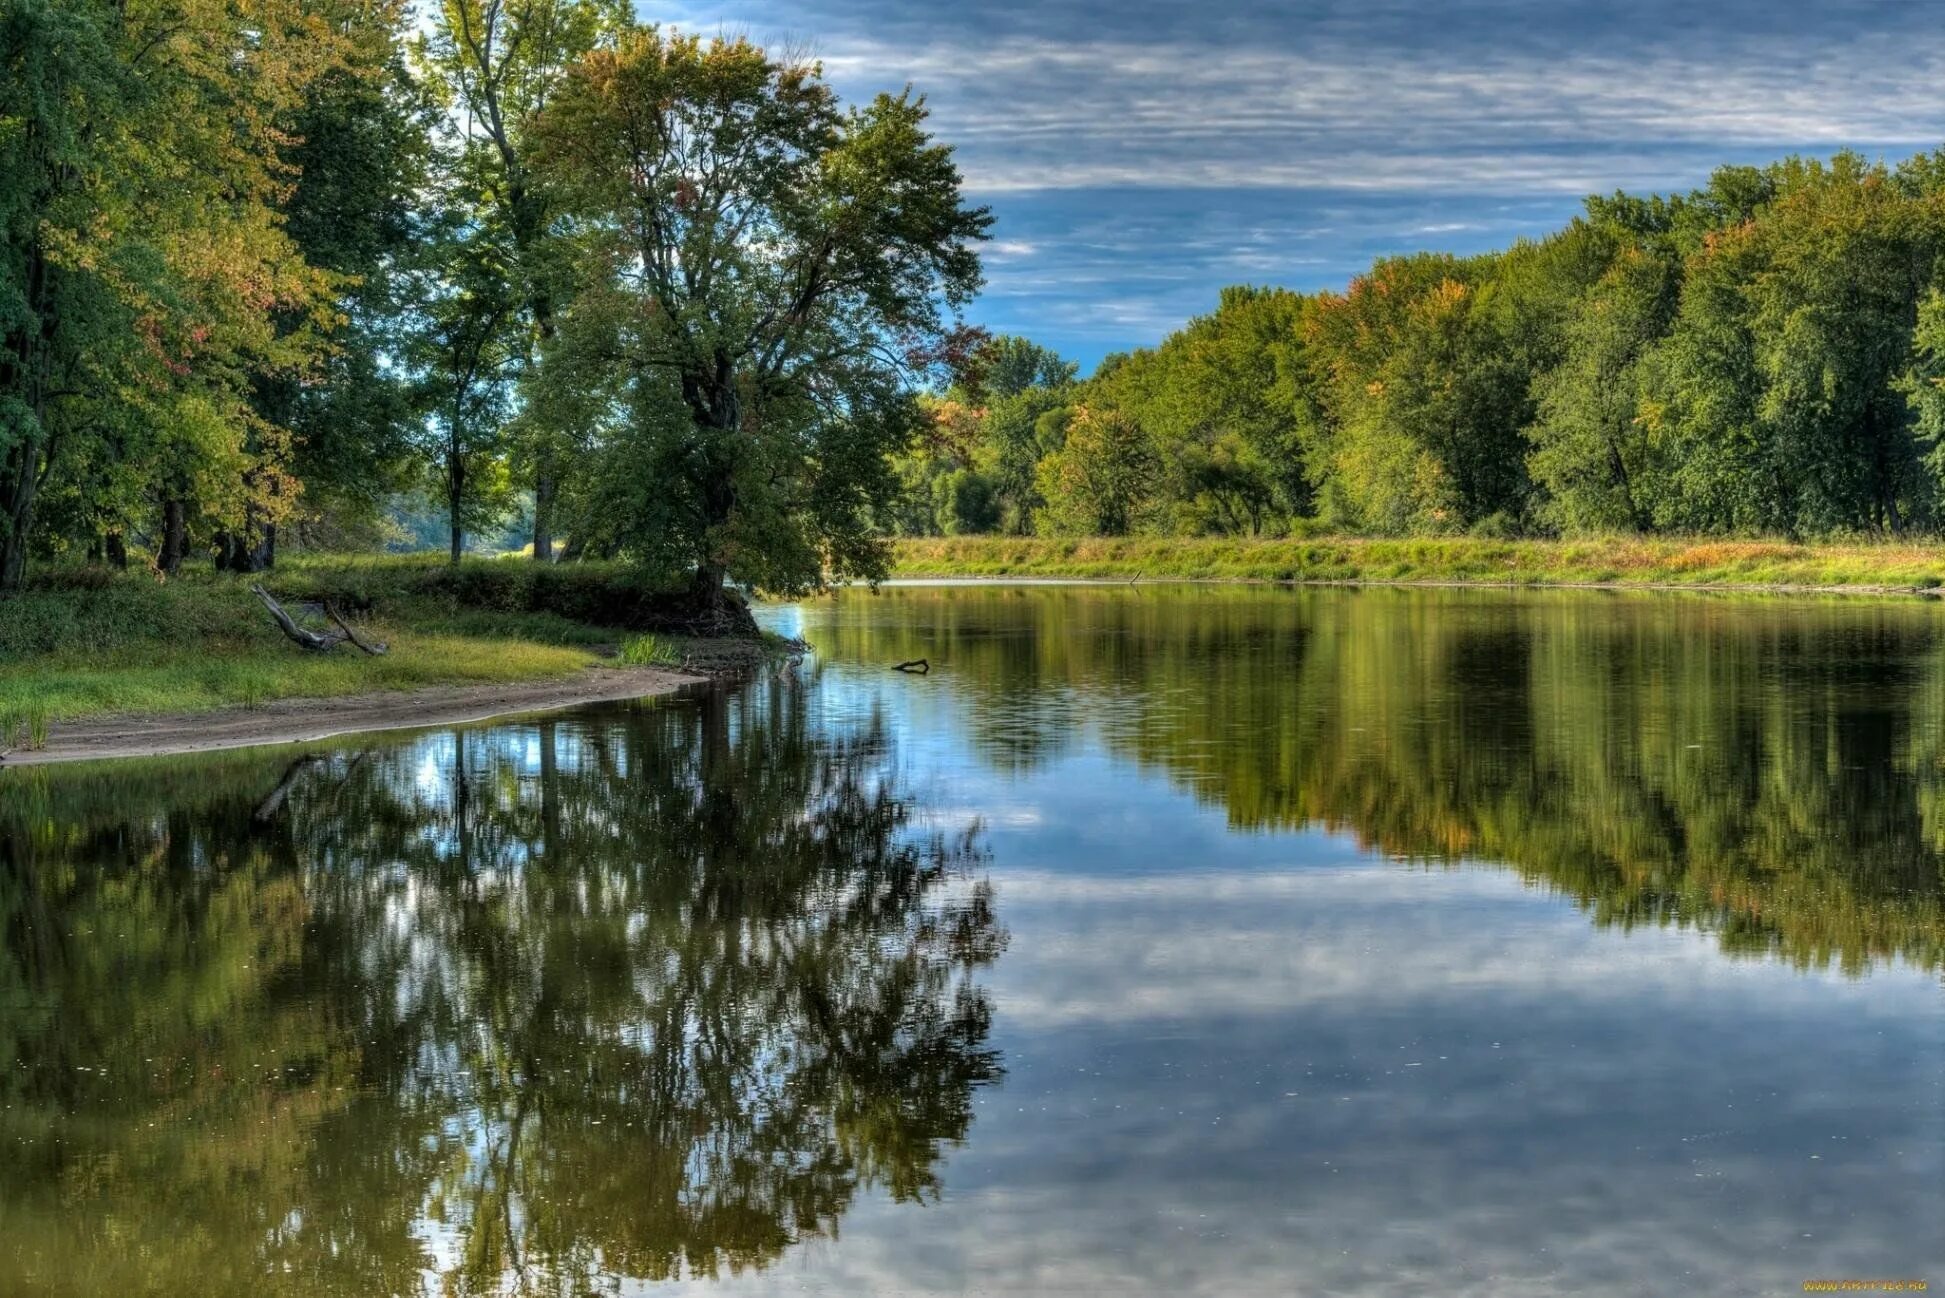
[
  {"xmin": 10, "ymin": 0, "xmax": 1945, "ymax": 605},
  {"xmin": 0, "ymin": 0, "xmax": 986, "ymax": 606},
  {"xmin": 900, "ymin": 153, "xmax": 1945, "ymax": 545}
]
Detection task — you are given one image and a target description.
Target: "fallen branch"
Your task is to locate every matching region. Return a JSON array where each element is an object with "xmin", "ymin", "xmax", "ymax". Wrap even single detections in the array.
[
  {"xmin": 251, "ymin": 584, "xmax": 386, "ymax": 655},
  {"xmin": 894, "ymin": 658, "xmax": 930, "ymax": 673},
  {"xmin": 325, "ymin": 601, "xmax": 388, "ymax": 655}
]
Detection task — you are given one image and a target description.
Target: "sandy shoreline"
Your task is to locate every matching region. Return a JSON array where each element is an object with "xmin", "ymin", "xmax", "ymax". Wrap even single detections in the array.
[{"xmin": 5, "ymin": 665, "xmax": 706, "ymax": 767}]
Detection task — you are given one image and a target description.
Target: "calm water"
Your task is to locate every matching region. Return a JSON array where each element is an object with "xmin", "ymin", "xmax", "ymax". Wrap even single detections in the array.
[{"xmin": 2, "ymin": 585, "xmax": 1942, "ymax": 1296}]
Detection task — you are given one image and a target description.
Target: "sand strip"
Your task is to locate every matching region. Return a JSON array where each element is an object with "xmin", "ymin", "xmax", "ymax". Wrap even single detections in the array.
[{"xmin": 5, "ymin": 665, "xmax": 706, "ymax": 767}]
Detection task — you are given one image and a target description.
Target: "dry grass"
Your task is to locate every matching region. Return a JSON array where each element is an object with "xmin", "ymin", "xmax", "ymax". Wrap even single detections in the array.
[{"xmin": 888, "ymin": 535, "xmax": 1945, "ymax": 591}]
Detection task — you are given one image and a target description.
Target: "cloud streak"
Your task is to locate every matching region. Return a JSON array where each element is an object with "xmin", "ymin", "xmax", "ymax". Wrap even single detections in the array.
[{"xmin": 646, "ymin": 0, "xmax": 1945, "ymax": 366}]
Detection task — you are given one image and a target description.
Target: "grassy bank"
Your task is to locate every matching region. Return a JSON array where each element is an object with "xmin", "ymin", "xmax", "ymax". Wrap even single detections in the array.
[
  {"xmin": 889, "ymin": 536, "xmax": 1945, "ymax": 591},
  {"xmin": 0, "ymin": 555, "xmax": 719, "ymax": 734}
]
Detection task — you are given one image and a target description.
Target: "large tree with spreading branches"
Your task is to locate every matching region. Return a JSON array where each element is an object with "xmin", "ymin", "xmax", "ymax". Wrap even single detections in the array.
[{"xmin": 533, "ymin": 26, "xmax": 988, "ymax": 623}]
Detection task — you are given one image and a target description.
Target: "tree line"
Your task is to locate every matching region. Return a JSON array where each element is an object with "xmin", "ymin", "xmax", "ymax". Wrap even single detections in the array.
[
  {"xmin": 0, "ymin": 0, "xmax": 987, "ymax": 607},
  {"xmin": 16, "ymin": 1, "xmax": 1945, "ymax": 610},
  {"xmin": 899, "ymin": 152, "xmax": 1945, "ymax": 543}
]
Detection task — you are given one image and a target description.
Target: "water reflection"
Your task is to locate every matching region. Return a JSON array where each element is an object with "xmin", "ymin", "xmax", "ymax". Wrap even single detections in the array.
[
  {"xmin": 805, "ymin": 585, "xmax": 1945, "ymax": 971},
  {"xmin": 7, "ymin": 586, "xmax": 1945, "ymax": 1296},
  {"xmin": 0, "ymin": 681, "xmax": 1003, "ymax": 1296}
]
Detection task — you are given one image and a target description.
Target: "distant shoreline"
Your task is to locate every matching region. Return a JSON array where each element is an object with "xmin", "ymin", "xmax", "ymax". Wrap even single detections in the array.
[
  {"xmin": 874, "ymin": 574, "xmax": 1942, "ymax": 599},
  {"xmin": 885, "ymin": 536, "xmax": 1945, "ymax": 599}
]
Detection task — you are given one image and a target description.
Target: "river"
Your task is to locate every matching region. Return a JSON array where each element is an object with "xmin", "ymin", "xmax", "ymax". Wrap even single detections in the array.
[{"xmin": 2, "ymin": 583, "xmax": 1941, "ymax": 1295}]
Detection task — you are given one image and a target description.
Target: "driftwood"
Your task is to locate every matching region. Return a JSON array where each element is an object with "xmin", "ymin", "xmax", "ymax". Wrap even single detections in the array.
[
  {"xmin": 251, "ymin": 584, "xmax": 388, "ymax": 655},
  {"xmin": 893, "ymin": 658, "xmax": 930, "ymax": 673},
  {"xmin": 324, "ymin": 601, "xmax": 388, "ymax": 655}
]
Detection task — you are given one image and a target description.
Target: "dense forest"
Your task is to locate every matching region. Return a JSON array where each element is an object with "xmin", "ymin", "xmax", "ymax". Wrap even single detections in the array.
[
  {"xmin": 906, "ymin": 153, "xmax": 1945, "ymax": 544},
  {"xmin": 14, "ymin": 1, "xmax": 1945, "ymax": 607},
  {"xmin": 0, "ymin": 0, "xmax": 986, "ymax": 606}
]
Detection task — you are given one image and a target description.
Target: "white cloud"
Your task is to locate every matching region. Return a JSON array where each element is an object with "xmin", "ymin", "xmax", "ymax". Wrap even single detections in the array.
[{"xmin": 807, "ymin": 33, "xmax": 1945, "ymax": 194}]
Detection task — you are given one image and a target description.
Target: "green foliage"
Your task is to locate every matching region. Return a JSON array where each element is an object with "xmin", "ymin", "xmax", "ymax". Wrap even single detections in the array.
[
  {"xmin": 893, "ymin": 149, "xmax": 1945, "ymax": 547},
  {"xmin": 1096, "ymin": 286, "xmax": 1309, "ymax": 533},
  {"xmin": 2, "ymin": 3, "xmax": 993, "ymax": 600},
  {"xmin": 21, "ymin": 0, "xmax": 1945, "ymax": 605},
  {"xmin": 276, "ymin": 5, "xmax": 436, "ymax": 548},
  {"xmin": 1034, "ymin": 407, "xmax": 1161, "ymax": 536},
  {"xmin": 0, "ymin": 0, "xmax": 343, "ymax": 589},
  {"xmin": 933, "ymin": 468, "xmax": 1002, "ymax": 535},
  {"xmin": 972, "ymin": 333, "xmax": 1079, "ymax": 400},
  {"xmin": 1527, "ymin": 245, "xmax": 1679, "ymax": 531},
  {"xmin": 531, "ymin": 26, "xmax": 989, "ymax": 597}
]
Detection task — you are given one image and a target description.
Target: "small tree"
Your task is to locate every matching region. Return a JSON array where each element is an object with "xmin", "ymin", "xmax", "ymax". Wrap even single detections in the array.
[
  {"xmin": 534, "ymin": 27, "xmax": 988, "ymax": 616},
  {"xmin": 405, "ymin": 220, "xmax": 518, "ymax": 562},
  {"xmin": 1034, "ymin": 407, "xmax": 1159, "ymax": 536},
  {"xmin": 419, "ymin": 0, "xmax": 623, "ymax": 562}
]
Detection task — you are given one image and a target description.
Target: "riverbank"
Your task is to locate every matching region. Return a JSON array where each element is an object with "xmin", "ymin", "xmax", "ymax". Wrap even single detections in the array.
[
  {"xmin": 889, "ymin": 536, "xmax": 1945, "ymax": 593},
  {"xmin": 5, "ymin": 664, "xmax": 703, "ymax": 766},
  {"xmin": 0, "ymin": 555, "xmax": 756, "ymax": 754}
]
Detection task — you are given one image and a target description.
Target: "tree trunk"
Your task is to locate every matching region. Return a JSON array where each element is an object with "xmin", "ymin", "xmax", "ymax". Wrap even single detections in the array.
[
  {"xmin": 690, "ymin": 558, "xmax": 727, "ymax": 605},
  {"xmin": 448, "ymin": 437, "xmax": 464, "ymax": 565},
  {"xmin": 686, "ymin": 559, "xmax": 759, "ymax": 636},
  {"xmin": 218, "ymin": 508, "xmax": 277, "ymax": 572},
  {"xmin": 158, "ymin": 498, "xmax": 187, "ymax": 576},
  {"xmin": 250, "ymin": 585, "xmax": 387, "ymax": 654},
  {"xmin": 0, "ymin": 241, "xmax": 50, "ymax": 597},
  {"xmin": 531, "ymin": 468, "xmax": 553, "ymax": 562},
  {"xmin": 0, "ymin": 433, "xmax": 41, "ymax": 595},
  {"xmin": 1607, "ymin": 438, "xmax": 1645, "ymax": 532},
  {"xmin": 105, "ymin": 531, "xmax": 127, "ymax": 570}
]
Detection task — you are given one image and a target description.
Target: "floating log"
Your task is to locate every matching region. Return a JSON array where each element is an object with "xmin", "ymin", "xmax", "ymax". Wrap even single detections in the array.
[{"xmin": 894, "ymin": 658, "xmax": 930, "ymax": 673}]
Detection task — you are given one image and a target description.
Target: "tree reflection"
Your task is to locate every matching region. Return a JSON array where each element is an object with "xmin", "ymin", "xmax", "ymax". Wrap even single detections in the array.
[
  {"xmin": 819, "ymin": 585, "xmax": 1945, "ymax": 971},
  {"xmin": 0, "ymin": 678, "xmax": 1003, "ymax": 1296}
]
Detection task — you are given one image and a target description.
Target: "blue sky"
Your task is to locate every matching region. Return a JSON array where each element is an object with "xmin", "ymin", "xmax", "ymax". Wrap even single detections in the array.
[{"xmin": 651, "ymin": 0, "xmax": 1945, "ymax": 373}]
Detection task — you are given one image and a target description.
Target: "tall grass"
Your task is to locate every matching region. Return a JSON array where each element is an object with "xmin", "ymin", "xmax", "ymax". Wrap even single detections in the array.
[
  {"xmin": 615, "ymin": 633, "xmax": 681, "ymax": 667},
  {"xmin": 0, "ymin": 703, "xmax": 49, "ymax": 752},
  {"xmin": 888, "ymin": 535, "xmax": 1945, "ymax": 590}
]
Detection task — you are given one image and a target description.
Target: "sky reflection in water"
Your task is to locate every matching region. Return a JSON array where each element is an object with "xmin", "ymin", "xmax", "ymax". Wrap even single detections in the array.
[{"xmin": 1, "ymin": 585, "xmax": 1941, "ymax": 1295}]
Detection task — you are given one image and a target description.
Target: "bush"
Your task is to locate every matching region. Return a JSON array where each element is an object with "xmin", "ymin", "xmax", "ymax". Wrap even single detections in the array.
[
  {"xmin": 933, "ymin": 469, "xmax": 1001, "ymax": 535},
  {"xmin": 277, "ymin": 557, "xmax": 721, "ymax": 631}
]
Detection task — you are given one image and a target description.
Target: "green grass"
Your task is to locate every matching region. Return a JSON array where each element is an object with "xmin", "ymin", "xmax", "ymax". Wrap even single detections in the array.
[
  {"xmin": 0, "ymin": 554, "xmax": 711, "ymax": 726},
  {"xmin": 615, "ymin": 633, "xmax": 681, "ymax": 667},
  {"xmin": 889, "ymin": 535, "xmax": 1945, "ymax": 590},
  {"xmin": 0, "ymin": 702, "xmax": 49, "ymax": 752}
]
